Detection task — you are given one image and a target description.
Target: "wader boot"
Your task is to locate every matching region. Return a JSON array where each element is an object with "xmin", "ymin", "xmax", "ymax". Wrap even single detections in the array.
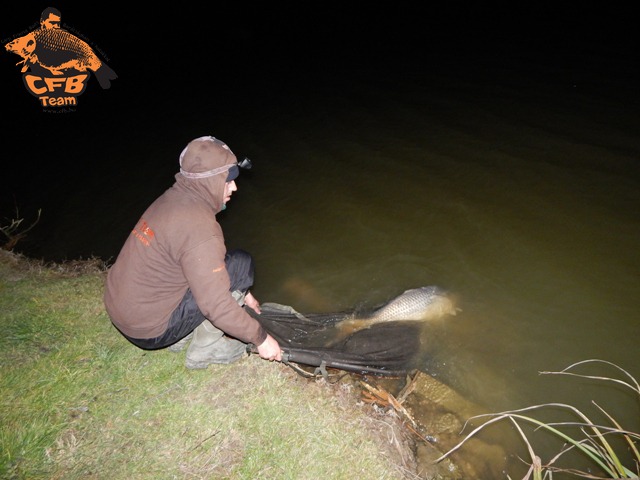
[
  {"xmin": 168, "ymin": 290, "xmax": 245, "ymax": 353},
  {"xmin": 185, "ymin": 321, "xmax": 247, "ymax": 369},
  {"xmin": 231, "ymin": 290, "xmax": 246, "ymax": 306},
  {"xmin": 167, "ymin": 332, "xmax": 194, "ymax": 352}
]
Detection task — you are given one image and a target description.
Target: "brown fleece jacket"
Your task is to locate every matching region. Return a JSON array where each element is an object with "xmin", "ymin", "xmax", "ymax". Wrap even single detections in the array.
[{"xmin": 103, "ymin": 148, "xmax": 267, "ymax": 346}]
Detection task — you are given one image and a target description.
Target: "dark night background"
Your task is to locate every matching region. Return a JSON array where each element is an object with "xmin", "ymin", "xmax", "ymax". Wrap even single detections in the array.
[{"xmin": 2, "ymin": 5, "xmax": 637, "ymax": 261}]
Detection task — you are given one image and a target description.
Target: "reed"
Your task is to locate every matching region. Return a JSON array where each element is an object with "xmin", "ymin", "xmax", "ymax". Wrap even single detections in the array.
[
  {"xmin": 436, "ymin": 359, "xmax": 640, "ymax": 479},
  {"xmin": 0, "ymin": 207, "xmax": 41, "ymax": 251}
]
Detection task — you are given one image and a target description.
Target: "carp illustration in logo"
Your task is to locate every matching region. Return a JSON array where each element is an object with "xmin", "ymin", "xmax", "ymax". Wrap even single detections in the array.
[{"xmin": 5, "ymin": 7, "xmax": 117, "ymax": 105}]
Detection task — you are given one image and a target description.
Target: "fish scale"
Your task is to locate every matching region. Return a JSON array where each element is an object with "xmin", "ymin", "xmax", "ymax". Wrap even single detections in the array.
[
  {"xmin": 33, "ymin": 29, "xmax": 99, "ymax": 67},
  {"xmin": 336, "ymin": 286, "xmax": 459, "ymax": 336},
  {"xmin": 370, "ymin": 286, "xmax": 453, "ymax": 321}
]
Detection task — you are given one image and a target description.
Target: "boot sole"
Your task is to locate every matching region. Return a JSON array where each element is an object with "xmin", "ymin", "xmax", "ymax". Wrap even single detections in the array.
[{"xmin": 185, "ymin": 352, "xmax": 246, "ymax": 369}]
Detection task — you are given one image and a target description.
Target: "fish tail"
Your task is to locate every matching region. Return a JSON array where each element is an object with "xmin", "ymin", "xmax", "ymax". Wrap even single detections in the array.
[{"xmin": 94, "ymin": 63, "xmax": 117, "ymax": 89}]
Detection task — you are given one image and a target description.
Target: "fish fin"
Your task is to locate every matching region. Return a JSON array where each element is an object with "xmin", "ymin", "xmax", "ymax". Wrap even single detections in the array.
[{"xmin": 94, "ymin": 63, "xmax": 118, "ymax": 89}]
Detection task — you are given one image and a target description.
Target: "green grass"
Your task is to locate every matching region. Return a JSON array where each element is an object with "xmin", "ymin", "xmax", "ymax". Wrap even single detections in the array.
[{"xmin": 0, "ymin": 251, "xmax": 413, "ymax": 479}]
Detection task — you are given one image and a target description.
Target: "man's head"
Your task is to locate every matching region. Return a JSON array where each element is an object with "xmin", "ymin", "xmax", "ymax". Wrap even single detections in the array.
[
  {"xmin": 179, "ymin": 136, "xmax": 238, "ymax": 182},
  {"xmin": 177, "ymin": 136, "xmax": 248, "ymax": 212},
  {"xmin": 40, "ymin": 7, "xmax": 61, "ymax": 29}
]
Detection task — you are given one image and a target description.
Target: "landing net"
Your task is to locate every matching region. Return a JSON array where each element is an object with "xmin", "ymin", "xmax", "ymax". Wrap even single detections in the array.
[{"xmin": 248, "ymin": 302, "xmax": 422, "ymax": 376}]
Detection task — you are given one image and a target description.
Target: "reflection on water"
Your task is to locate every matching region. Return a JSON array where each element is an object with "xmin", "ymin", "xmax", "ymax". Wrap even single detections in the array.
[
  {"xmin": 220, "ymin": 65, "xmax": 639, "ymax": 476},
  {"xmin": 10, "ymin": 57, "xmax": 639, "ymax": 476}
]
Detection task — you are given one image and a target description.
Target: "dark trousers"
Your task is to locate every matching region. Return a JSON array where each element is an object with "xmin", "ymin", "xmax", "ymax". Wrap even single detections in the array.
[{"xmin": 122, "ymin": 249, "xmax": 255, "ymax": 350}]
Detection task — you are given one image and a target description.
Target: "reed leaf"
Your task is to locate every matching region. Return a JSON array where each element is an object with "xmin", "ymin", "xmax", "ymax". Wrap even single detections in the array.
[{"xmin": 435, "ymin": 360, "xmax": 640, "ymax": 479}]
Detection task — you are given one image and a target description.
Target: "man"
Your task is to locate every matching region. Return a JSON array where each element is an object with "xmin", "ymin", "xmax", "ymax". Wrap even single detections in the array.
[
  {"xmin": 40, "ymin": 7, "xmax": 61, "ymax": 29},
  {"xmin": 104, "ymin": 136, "xmax": 282, "ymax": 368}
]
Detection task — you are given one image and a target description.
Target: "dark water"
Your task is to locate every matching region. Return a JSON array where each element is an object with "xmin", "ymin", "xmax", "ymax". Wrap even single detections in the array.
[{"xmin": 3, "ymin": 5, "xmax": 638, "ymax": 477}]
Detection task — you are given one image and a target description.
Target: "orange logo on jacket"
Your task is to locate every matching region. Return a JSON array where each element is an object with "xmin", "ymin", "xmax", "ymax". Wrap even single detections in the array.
[
  {"xmin": 4, "ymin": 7, "xmax": 117, "ymax": 109},
  {"xmin": 132, "ymin": 220, "xmax": 154, "ymax": 247}
]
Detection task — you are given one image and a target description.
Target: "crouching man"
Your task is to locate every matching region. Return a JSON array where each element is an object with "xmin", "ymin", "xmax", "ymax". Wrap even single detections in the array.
[{"xmin": 103, "ymin": 135, "xmax": 282, "ymax": 368}]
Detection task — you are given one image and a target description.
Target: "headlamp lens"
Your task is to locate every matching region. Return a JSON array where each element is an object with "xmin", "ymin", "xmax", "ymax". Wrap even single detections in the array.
[{"xmin": 238, "ymin": 157, "xmax": 252, "ymax": 169}]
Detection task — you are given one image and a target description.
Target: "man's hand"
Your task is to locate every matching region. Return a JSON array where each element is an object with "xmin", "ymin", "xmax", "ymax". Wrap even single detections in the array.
[
  {"xmin": 245, "ymin": 291, "xmax": 261, "ymax": 314},
  {"xmin": 257, "ymin": 334, "xmax": 282, "ymax": 362}
]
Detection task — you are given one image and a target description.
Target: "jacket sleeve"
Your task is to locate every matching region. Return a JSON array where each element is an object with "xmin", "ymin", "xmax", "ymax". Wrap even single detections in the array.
[{"xmin": 179, "ymin": 236, "xmax": 268, "ymax": 346}]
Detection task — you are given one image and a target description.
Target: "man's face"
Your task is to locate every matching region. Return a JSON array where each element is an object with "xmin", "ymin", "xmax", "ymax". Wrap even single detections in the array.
[
  {"xmin": 223, "ymin": 180, "xmax": 237, "ymax": 205},
  {"xmin": 42, "ymin": 13, "xmax": 61, "ymax": 29}
]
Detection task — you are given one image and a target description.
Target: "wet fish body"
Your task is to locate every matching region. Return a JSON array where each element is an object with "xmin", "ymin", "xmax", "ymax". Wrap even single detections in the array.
[
  {"xmin": 369, "ymin": 286, "xmax": 456, "ymax": 322},
  {"xmin": 337, "ymin": 286, "xmax": 458, "ymax": 334}
]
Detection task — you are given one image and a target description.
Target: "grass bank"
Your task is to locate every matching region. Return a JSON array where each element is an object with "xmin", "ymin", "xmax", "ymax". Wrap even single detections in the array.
[{"xmin": 0, "ymin": 250, "xmax": 418, "ymax": 479}]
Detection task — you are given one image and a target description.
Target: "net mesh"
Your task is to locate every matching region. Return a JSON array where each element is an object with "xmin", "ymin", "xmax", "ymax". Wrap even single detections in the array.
[{"xmin": 249, "ymin": 302, "xmax": 422, "ymax": 376}]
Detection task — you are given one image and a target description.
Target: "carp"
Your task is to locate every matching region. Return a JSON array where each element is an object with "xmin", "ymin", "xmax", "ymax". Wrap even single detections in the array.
[
  {"xmin": 5, "ymin": 27, "xmax": 117, "ymax": 89},
  {"xmin": 337, "ymin": 286, "xmax": 459, "ymax": 335}
]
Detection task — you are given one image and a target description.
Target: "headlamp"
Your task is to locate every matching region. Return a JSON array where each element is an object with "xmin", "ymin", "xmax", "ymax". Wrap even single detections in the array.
[
  {"xmin": 225, "ymin": 157, "xmax": 253, "ymax": 181},
  {"xmin": 238, "ymin": 157, "xmax": 252, "ymax": 169}
]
